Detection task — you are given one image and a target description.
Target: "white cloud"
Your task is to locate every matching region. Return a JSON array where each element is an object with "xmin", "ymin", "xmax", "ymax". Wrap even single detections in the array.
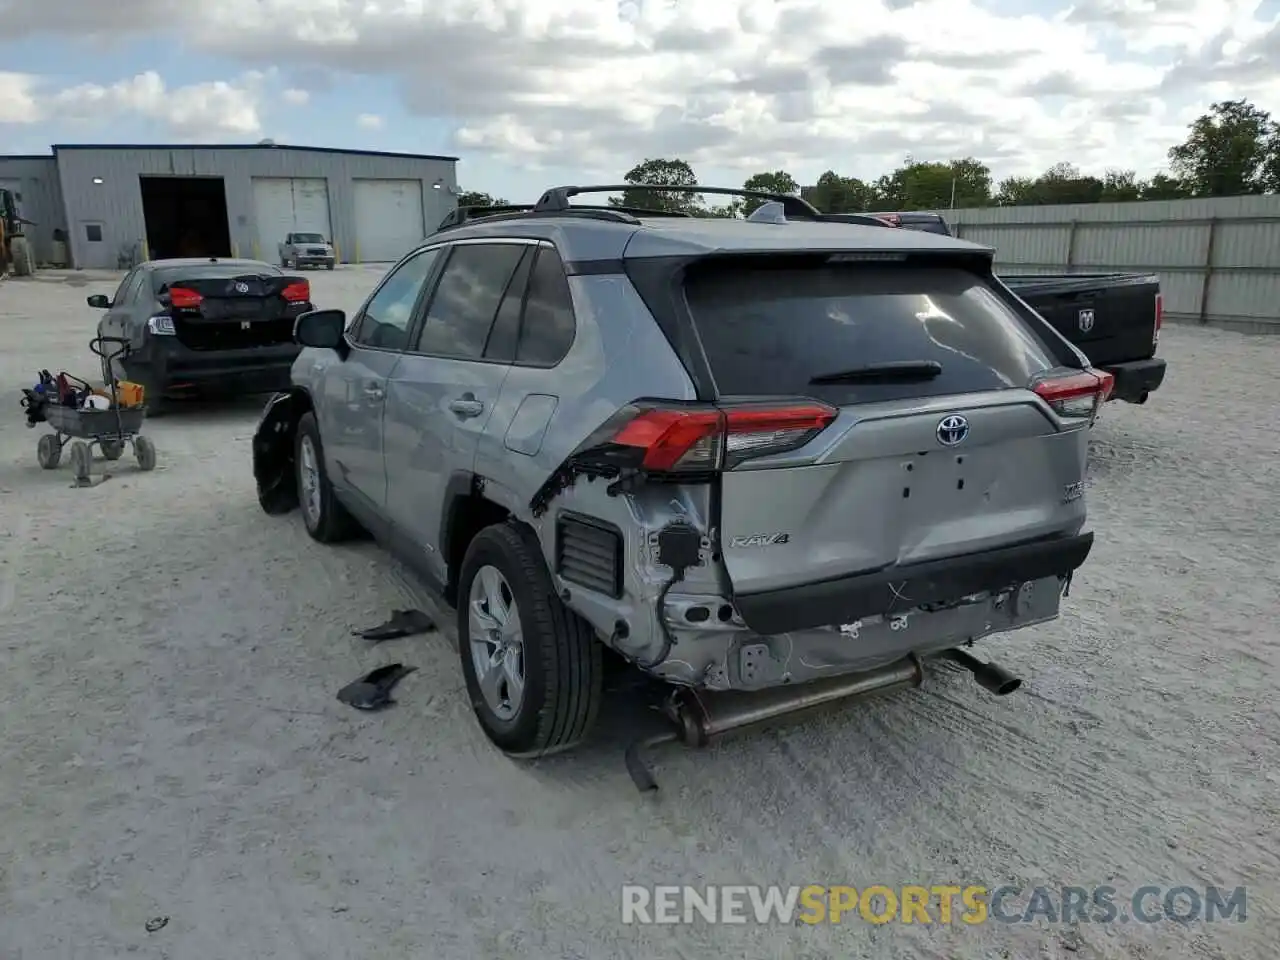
[
  {"xmin": 0, "ymin": 72, "xmax": 40, "ymax": 123},
  {"xmin": 282, "ymin": 87, "xmax": 310, "ymax": 105},
  {"xmin": 356, "ymin": 113, "xmax": 383, "ymax": 129},
  {"xmin": 5, "ymin": 0, "xmax": 1280, "ymax": 183},
  {"xmin": 41, "ymin": 70, "xmax": 262, "ymax": 139}
]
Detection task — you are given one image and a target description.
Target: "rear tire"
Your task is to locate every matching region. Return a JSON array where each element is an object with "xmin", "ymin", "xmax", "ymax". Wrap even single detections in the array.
[
  {"xmin": 457, "ymin": 523, "xmax": 603, "ymax": 756},
  {"xmin": 295, "ymin": 412, "xmax": 360, "ymax": 543}
]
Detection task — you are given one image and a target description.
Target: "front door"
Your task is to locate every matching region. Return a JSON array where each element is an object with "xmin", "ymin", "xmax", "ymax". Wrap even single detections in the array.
[
  {"xmin": 318, "ymin": 247, "xmax": 443, "ymax": 519},
  {"xmin": 382, "ymin": 240, "xmax": 531, "ymax": 581}
]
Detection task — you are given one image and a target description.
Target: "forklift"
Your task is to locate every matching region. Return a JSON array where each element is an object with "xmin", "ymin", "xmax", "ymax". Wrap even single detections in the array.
[{"xmin": 0, "ymin": 187, "xmax": 36, "ymax": 277}]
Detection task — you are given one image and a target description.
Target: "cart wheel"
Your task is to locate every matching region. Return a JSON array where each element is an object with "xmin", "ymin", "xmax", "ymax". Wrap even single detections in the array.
[
  {"xmin": 69, "ymin": 441, "xmax": 92, "ymax": 482},
  {"xmin": 37, "ymin": 434, "xmax": 62, "ymax": 469},
  {"xmin": 101, "ymin": 440, "xmax": 124, "ymax": 460},
  {"xmin": 134, "ymin": 435, "xmax": 157, "ymax": 472}
]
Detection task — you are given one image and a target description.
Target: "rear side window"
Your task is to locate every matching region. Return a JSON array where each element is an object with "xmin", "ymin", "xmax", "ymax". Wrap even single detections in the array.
[
  {"xmin": 416, "ymin": 243, "xmax": 525, "ymax": 359},
  {"xmin": 684, "ymin": 259, "xmax": 1059, "ymax": 405},
  {"xmin": 515, "ymin": 248, "xmax": 576, "ymax": 366}
]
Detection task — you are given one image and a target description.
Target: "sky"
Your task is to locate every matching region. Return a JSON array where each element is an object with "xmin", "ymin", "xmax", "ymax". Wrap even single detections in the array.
[{"xmin": 1, "ymin": 0, "xmax": 1278, "ymax": 201}]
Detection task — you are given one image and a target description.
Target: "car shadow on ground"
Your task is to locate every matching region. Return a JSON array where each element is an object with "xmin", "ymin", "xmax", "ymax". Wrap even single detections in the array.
[{"xmin": 151, "ymin": 392, "xmax": 272, "ymax": 425}]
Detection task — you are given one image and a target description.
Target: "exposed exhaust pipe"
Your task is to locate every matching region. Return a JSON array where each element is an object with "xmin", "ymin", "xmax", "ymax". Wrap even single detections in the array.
[
  {"xmin": 625, "ymin": 657, "xmax": 923, "ymax": 791},
  {"xmin": 941, "ymin": 648, "xmax": 1022, "ymax": 696}
]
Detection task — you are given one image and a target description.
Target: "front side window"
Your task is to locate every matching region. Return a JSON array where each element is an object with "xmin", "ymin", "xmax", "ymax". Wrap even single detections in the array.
[{"xmin": 351, "ymin": 248, "xmax": 442, "ymax": 351}]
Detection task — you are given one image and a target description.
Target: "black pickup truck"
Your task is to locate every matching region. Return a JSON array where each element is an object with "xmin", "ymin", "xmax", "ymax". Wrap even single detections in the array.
[{"xmin": 831, "ymin": 211, "xmax": 1167, "ymax": 404}]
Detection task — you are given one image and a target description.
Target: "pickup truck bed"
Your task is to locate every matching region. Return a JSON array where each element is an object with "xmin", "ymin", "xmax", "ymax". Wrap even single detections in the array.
[
  {"xmin": 1002, "ymin": 274, "xmax": 1166, "ymax": 403},
  {"xmin": 838, "ymin": 212, "xmax": 1167, "ymax": 404}
]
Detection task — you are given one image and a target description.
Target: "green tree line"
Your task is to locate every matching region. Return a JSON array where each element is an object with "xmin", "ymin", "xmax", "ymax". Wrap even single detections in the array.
[{"xmin": 460, "ymin": 99, "xmax": 1280, "ymax": 215}]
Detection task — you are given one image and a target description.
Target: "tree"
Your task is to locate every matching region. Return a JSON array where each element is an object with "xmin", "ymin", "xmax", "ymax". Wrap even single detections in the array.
[
  {"xmin": 801, "ymin": 171, "xmax": 875, "ymax": 214},
  {"xmin": 456, "ymin": 190, "xmax": 507, "ymax": 207},
  {"xmin": 740, "ymin": 170, "xmax": 799, "ymax": 215},
  {"xmin": 611, "ymin": 158, "xmax": 703, "ymax": 214},
  {"xmin": 1168, "ymin": 99, "xmax": 1279, "ymax": 197},
  {"xmin": 871, "ymin": 157, "xmax": 993, "ymax": 211},
  {"xmin": 1140, "ymin": 174, "xmax": 1192, "ymax": 200},
  {"xmin": 1099, "ymin": 170, "xmax": 1143, "ymax": 203}
]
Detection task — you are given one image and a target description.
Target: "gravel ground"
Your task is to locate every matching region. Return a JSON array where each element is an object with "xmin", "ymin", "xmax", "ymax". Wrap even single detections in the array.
[{"xmin": 1, "ymin": 268, "xmax": 1276, "ymax": 960}]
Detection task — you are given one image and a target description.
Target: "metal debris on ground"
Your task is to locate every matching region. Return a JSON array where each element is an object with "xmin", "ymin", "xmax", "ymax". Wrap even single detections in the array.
[{"xmin": 144, "ymin": 916, "xmax": 169, "ymax": 933}]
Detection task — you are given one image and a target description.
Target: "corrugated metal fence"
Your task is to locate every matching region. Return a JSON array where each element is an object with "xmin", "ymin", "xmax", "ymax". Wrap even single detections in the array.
[{"xmin": 939, "ymin": 195, "xmax": 1280, "ymax": 334}]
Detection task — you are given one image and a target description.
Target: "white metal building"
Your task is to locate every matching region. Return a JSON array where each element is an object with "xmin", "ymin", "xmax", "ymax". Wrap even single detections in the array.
[{"xmin": 0, "ymin": 142, "xmax": 459, "ymax": 270}]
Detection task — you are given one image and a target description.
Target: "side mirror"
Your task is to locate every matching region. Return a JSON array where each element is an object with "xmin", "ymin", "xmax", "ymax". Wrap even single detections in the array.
[
  {"xmin": 87, "ymin": 294, "xmax": 111, "ymax": 309},
  {"xmin": 294, "ymin": 309, "xmax": 347, "ymax": 350}
]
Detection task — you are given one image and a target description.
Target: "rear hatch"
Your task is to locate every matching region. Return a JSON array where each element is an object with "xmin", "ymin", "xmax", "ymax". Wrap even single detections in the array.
[
  {"xmin": 160, "ymin": 273, "xmax": 310, "ymax": 351},
  {"xmin": 1002, "ymin": 274, "xmax": 1160, "ymax": 365},
  {"xmin": 678, "ymin": 254, "xmax": 1096, "ymax": 607}
]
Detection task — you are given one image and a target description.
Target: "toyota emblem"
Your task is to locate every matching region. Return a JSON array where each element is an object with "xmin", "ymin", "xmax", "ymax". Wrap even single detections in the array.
[{"xmin": 936, "ymin": 414, "xmax": 969, "ymax": 447}]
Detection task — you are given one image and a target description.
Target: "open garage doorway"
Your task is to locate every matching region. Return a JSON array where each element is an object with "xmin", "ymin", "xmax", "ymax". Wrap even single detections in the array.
[{"xmin": 139, "ymin": 176, "xmax": 232, "ymax": 261}]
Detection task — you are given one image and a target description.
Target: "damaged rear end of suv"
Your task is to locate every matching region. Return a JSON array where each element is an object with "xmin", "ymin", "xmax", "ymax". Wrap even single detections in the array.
[{"xmin": 253, "ymin": 186, "xmax": 1107, "ymax": 787}]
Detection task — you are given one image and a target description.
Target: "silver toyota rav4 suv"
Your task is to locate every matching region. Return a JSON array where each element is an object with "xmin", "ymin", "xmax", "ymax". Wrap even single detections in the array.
[{"xmin": 253, "ymin": 185, "xmax": 1109, "ymax": 770}]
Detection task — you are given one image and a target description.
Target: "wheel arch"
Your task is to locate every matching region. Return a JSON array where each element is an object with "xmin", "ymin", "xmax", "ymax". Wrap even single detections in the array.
[
  {"xmin": 253, "ymin": 386, "xmax": 315, "ymax": 515},
  {"xmin": 440, "ymin": 471, "xmax": 531, "ymax": 605}
]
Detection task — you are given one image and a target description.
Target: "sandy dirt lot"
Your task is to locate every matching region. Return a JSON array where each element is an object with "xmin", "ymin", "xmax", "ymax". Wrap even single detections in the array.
[{"xmin": 1, "ymin": 268, "xmax": 1276, "ymax": 960}]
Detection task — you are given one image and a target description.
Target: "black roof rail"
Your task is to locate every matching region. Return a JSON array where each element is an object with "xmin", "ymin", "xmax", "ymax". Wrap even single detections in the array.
[
  {"xmin": 534, "ymin": 184, "xmax": 824, "ymax": 220},
  {"xmin": 434, "ymin": 202, "xmax": 697, "ymax": 233}
]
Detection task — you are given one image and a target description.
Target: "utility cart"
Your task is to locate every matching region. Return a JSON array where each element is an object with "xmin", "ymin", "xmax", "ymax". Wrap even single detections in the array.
[{"xmin": 33, "ymin": 336, "xmax": 157, "ymax": 483}]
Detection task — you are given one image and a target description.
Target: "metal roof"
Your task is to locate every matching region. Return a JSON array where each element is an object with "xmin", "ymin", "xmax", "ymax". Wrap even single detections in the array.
[{"xmin": 48, "ymin": 143, "xmax": 458, "ymax": 162}]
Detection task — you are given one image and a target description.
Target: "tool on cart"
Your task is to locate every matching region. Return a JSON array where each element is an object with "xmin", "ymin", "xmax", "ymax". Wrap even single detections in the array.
[{"xmin": 26, "ymin": 336, "xmax": 158, "ymax": 484}]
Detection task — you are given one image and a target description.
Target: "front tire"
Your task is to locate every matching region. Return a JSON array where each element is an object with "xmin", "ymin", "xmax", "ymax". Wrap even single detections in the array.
[
  {"xmin": 295, "ymin": 412, "xmax": 360, "ymax": 543},
  {"xmin": 457, "ymin": 523, "xmax": 603, "ymax": 756}
]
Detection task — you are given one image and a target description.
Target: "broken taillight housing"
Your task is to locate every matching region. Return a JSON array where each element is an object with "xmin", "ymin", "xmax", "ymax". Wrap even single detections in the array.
[
  {"xmin": 575, "ymin": 400, "xmax": 838, "ymax": 475},
  {"xmin": 1032, "ymin": 370, "xmax": 1114, "ymax": 422},
  {"xmin": 281, "ymin": 280, "xmax": 310, "ymax": 303}
]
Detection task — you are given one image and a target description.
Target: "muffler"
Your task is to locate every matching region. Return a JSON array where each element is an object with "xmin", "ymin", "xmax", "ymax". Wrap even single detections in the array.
[
  {"xmin": 941, "ymin": 648, "xmax": 1022, "ymax": 696},
  {"xmin": 625, "ymin": 657, "xmax": 923, "ymax": 791}
]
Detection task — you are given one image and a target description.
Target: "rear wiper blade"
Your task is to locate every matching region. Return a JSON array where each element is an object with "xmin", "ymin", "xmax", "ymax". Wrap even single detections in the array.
[{"xmin": 809, "ymin": 360, "xmax": 943, "ymax": 385}]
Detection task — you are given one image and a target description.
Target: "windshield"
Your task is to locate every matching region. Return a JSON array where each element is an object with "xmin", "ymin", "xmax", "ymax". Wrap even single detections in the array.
[
  {"xmin": 684, "ymin": 259, "xmax": 1059, "ymax": 405},
  {"xmin": 293, "ymin": 233, "xmax": 325, "ymax": 243}
]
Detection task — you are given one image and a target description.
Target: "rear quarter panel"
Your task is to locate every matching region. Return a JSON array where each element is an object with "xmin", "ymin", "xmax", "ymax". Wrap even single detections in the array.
[{"xmin": 473, "ymin": 272, "xmax": 697, "ymax": 523}]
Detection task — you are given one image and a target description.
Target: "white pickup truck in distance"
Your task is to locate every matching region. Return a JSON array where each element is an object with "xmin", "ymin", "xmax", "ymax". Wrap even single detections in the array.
[{"xmin": 278, "ymin": 233, "xmax": 335, "ymax": 270}]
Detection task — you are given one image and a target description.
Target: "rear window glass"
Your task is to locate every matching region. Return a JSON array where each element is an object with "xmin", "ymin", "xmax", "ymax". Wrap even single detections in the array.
[
  {"xmin": 152, "ymin": 264, "xmax": 280, "ymax": 291},
  {"xmin": 293, "ymin": 234, "xmax": 325, "ymax": 243},
  {"xmin": 684, "ymin": 260, "xmax": 1059, "ymax": 405}
]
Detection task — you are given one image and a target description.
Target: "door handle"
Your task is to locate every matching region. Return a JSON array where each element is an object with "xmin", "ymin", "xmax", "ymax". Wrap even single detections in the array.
[
  {"xmin": 449, "ymin": 396, "xmax": 485, "ymax": 418},
  {"xmin": 364, "ymin": 383, "xmax": 385, "ymax": 401}
]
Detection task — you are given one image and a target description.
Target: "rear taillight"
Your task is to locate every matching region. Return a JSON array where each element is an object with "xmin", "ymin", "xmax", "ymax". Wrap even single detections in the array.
[
  {"xmin": 1033, "ymin": 370, "xmax": 1113, "ymax": 422},
  {"xmin": 1153, "ymin": 293, "xmax": 1162, "ymax": 347},
  {"xmin": 282, "ymin": 280, "xmax": 310, "ymax": 303},
  {"xmin": 168, "ymin": 286, "xmax": 202, "ymax": 309},
  {"xmin": 581, "ymin": 401, "xmax": 837, "ymax": 474}
]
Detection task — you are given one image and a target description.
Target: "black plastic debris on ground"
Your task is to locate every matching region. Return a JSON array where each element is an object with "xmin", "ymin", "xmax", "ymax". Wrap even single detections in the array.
[
  {"xmin": 144, "ymin": 917, "xmax": 169, "ymax": 933},
  {"xmin": 337, "ymin": 664, "xmax": 418, "ymax": 712},
  {"xmin": 352, "ymin": 609, "xmax": 435, "ymax": 642}
]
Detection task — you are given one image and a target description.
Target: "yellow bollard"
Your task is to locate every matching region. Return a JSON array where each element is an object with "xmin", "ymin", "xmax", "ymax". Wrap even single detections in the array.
[
  {"xmin": 252, "ymin": 240, "xmax": 260, "ymax": 260},
  {"xmin": 140, "ymin": 239, "xmax": 150, "ymax": 263}
]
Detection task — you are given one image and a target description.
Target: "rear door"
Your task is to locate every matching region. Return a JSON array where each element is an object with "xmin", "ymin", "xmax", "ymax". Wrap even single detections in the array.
[
  {"xmin": 382, "ymin": 240, "xmax": 530, "ymax": 579},
  {"xmin": 681, "ymin": 255, "xmax": 1089, "ymax": 597}
]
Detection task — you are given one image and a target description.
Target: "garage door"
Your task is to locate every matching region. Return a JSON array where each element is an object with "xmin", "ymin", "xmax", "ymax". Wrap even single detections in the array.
[
  {"xmin": 353, "ymin": 179, "xmax": 424, "ymax": 263},
  {"xmin": 252, "ymin": 178, "xmax": 332, "ymax": 262}
]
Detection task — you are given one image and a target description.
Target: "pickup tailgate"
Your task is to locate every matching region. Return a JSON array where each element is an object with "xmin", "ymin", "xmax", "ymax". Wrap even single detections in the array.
[
  {"xmin": 681, "ymin": 254, "xmax": 1093, "ymax": 628},
  {"xmin": 1003, "ymin": 273, "xmax": 1159, "ymax": 366},
  {"xmin": 163, "ymin": 274, "xmax": 310, "ymax": 351}
]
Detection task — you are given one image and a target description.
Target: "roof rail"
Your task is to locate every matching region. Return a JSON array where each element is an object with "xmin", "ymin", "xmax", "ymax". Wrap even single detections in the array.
[
  {"xmin": 434, "ymin": 202, "xmax": 697, "ymax": 233},
  {"xmin": 534, "ymin": 184, "xmax": 824, "ymax": 220}
]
